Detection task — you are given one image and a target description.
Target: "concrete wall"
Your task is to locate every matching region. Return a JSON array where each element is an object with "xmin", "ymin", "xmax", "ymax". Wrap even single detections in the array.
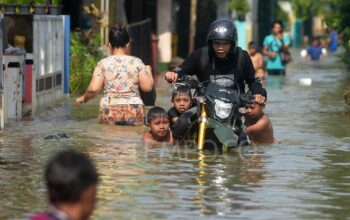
[
  {"xmin": 2, "ymin": 55, "xmax": 24, "ymax": 126},
  {"xmin": 215, "ymin": 0, "xmax": 229, "ymax": 19},
  {"xmin": 250, "ymin": 0, "xmax": 259, "ymax": 44},
  {"xmin": 313, "ymin": 16, "xmax": 325, "ymax": 36}
]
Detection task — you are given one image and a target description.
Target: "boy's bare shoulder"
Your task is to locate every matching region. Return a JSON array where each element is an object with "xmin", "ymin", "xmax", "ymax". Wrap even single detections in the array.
[
  {"xmin": 142, "ymin": 132, "xmax": 154, "ymax": 143},
  {"xmin": 261, "ymin": 114, "xmax": 272, "ymax": 123},
  {"xmin": 255, "ymin": 115, "xmax": 271, "ymax": 128}
]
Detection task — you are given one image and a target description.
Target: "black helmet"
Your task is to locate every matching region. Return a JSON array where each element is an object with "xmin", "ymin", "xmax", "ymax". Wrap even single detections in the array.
[{"xmin": 207, "ymin": 19, "xmax": 238, "ymax": 52}]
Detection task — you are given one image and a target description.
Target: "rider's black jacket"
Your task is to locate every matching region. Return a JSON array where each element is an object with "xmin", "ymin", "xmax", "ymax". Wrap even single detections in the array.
[{"xmin": 178, "ymin": 46, "xmax": 263, "ymax": 95}]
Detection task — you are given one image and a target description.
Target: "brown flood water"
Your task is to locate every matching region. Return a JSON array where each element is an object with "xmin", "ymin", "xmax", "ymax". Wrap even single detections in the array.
[{"xmin": 0, "ymin": 50, "xmax": 350, "ymax": 219}]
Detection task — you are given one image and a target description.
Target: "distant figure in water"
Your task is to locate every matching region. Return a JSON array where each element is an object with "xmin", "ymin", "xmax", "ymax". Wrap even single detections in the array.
[
  {"xmin": 142, "ymin": 106, "xmax": 173, "ymax": 144},
  {"xmin": 247, "ymin": 41, "xmax": 264, "ymax": 71},
  {"xmin": 31, "ymin": 150, "xmax": 99, "ymax": 220},
  {"xmin": 255, "ymin": 67, "xmax": 266, "ymax": 84},
  {"xmin": 328, "ymin": 30, "xmax": 338, "ymax": 53},
  {"xmin": 307, "ymin": 37, "xmax": 323, "ymax": 61},
  {"xmin": 243, "ymin": 88, "xmax": 278, "ymax": 144}
]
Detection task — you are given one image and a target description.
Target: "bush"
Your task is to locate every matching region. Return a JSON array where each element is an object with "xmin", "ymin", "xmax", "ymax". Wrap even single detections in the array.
[
  {"xmin": 17, "ymin": 0, "xmax": 32, "ymax": 5},
  {"xmin": 51, "ymin": 0, "xmax": 61, "ymax": 5},
  {"xmin": 228, "ymin": 0, "xmax": 250, "ymax": 21},
  {"xmin": 323, "ymin": 0, "xmax": 350, "ymax": 68},
  {"xmin": 34, "ymin": 0, "xmax": 46, "ymax": 5},
  {"xmin": 70, "ymin": 32, "xmax": 101, "ymax": 94}
]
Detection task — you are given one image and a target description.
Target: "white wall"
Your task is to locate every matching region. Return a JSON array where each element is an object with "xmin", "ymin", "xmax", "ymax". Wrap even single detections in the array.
[{"xmin": 157, "ymin": 0, "xmax": 172, "ymax": 63}]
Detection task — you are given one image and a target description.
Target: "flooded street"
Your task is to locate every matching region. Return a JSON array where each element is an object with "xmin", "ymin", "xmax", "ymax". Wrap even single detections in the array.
[{"xmin": 1, "ymin": 50, "xmax": 350, "ymax": 219}]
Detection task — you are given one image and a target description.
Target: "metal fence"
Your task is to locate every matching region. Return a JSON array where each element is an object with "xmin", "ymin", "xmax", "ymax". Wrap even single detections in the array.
[
  {"xmin": 127, "ymin": 19, "xmax": 155, "ymax": 106},
  {"xmin": 127, "ymin": 19, "xmax": 152, "ymax": 65},
  {"xmin": 33, "ymin": 15, "xmax": 66, "ymax": 111}
]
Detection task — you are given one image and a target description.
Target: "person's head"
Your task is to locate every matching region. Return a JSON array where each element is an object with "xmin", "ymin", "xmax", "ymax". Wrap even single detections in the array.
[
  {"xmin": 248, "ymin": 41, "xmax": 258, "ymax": 55},
  {"xmin": 271, "ymin": 20, "xmax": 283, "ymax": 35},
  {"xmin": 146, "ymin": 107, "xmax": 170, "ymax": 140},
  {"xmin": 171, "ymin": 86, "xmax": 192, "ymax": 114},
  {"xmin": 311, "ymin": 37, "xmax": 320, "ymax": 46},
  {"xmin": 255, "ymin": 68, "xmax": 265, "ymax": 81},
  {"xmin": 109, "ymin": 24, "xmax": 130, "ymax": 49},
  {"xmin": 45, "ymin": 150, "xmax": 99, "ymax": 220},
  {"xmin": 207, "ymin": 19, "xmax": 238, "ymax": 59},
  {"xmin": 245, "ymin": 88, "xmax": 267, "ymax": 119}
]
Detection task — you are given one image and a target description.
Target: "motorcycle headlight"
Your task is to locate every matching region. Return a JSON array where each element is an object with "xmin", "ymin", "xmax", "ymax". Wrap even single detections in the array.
[{"xmin": 214, "ymin": 99, "xmax": 232, "ymax": 119}]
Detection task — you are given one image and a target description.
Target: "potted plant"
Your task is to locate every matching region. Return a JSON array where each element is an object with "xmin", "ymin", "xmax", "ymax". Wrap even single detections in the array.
[
  {"xmin": 17, "ymin": 0, "xmax": 32, "ymax": 14},
  {"xmin": 49, "ymin": 0, "xmax": 62, "ymax": 15},
  {"xmin": 228, "ymin": 0, "xmax": 250, "ymax": 21},
  {"xmin": 33, "ymin": 0, "xmax": 46, "ymax": 14},
  {"xmin": 2, "ymin": 0, "xmax": 16, "ymax": 14}
]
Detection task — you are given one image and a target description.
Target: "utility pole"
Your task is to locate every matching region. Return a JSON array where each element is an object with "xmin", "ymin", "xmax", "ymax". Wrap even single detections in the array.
[{"xmin": 189, "ymin": 0, "xmax": 197, "ymax": 54}]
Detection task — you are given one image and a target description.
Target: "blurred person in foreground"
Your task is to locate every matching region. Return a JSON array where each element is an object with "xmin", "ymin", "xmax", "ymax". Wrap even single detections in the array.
[{"xmin": 31, "ymin": 150, "xmax": 99, "ymax": 220}]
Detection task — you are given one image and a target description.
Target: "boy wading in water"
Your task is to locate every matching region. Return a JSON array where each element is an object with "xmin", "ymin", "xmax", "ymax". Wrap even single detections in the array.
[
  {"xmin": 243, "ymin": 89, "xmax": 278, "ymax": 144},
  {"xmin": 142, "ymin": 107, "xmax": 173, "ymax": 144},
  {"xmin": 247, "ymin": 41, "xmax": 264, "ymax": 71}
]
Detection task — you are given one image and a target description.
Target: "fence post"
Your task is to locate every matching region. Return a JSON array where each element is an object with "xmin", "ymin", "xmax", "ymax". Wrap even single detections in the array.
[
  {"xmin": 64, "ymin": 15, "xmax": 70, "ymax": 95},
  {"xmin": 0, "ymin": 15, "xmax": 3, "ymax": 130}
]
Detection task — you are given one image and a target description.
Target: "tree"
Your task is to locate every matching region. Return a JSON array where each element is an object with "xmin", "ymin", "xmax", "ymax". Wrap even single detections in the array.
[
  {"xmin": 228, "ymin": 0, "xmax": 250, "ymax": 21},
  {"xmin": 323, "ymin": 0, "xmax": 350, "ymax": 45},
  {"xmin": 290, "ymin": 0, "xmax": 322, "ymax": 21}
]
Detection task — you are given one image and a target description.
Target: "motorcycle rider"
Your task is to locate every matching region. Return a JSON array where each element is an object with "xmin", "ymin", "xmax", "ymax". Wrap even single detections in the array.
[{"xmin": 165, "ymin": 18, "xmax": 265, "ymax": 104}]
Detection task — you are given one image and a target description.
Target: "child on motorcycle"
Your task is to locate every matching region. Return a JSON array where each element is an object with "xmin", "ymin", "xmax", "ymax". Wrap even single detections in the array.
[
  {"xmin": 142, "ymin": 106, "xmax": 173, "ymax": 144},
  {"xmin": 243, "ymin": 89, "xmax": 278, "ymax": 144},
  {"xmin": 167, "ymin": 86, "xmax": 195, "ymax": 140},
  {"xmin": 168, "ymin": 85, "xmax": 192, "ymax": 123}
]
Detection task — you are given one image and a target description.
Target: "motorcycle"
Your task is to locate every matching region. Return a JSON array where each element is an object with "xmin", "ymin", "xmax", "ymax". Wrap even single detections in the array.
[{"xmin": 172, "ymin": 73, "xmax": 254, "ymax": 152}]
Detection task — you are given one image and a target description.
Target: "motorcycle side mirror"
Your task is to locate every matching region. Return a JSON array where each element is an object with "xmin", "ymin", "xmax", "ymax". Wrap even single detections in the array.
[{"xmin": 239, "ymin": 107, "xmax": 247, "ymax": 114}]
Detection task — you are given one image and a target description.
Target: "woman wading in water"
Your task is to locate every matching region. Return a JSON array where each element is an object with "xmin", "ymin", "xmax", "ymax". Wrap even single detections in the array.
[{"xmin": 76, "ymin": 25, "xmax": 154, "ymax": 125}]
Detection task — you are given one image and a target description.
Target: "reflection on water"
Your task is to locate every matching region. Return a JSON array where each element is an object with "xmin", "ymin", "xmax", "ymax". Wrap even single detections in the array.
[
  {"xmin": 0, "ymin": 53, "xmax": 350, "ymax": 219},
  {"xmin": 266, "ymin": 75, "xmax": 285, "ymax": 90}
]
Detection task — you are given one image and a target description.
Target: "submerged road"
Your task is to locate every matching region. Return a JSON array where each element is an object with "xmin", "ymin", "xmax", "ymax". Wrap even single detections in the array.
[{"xmin": 0, "ymin": 49, "xmax": 349, "ymax": 219}]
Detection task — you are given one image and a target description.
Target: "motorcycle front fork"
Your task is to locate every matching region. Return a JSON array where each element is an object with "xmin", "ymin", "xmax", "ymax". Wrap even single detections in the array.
[
  {"xmin": 237, "ymin": 115, "xmax": 250, "ymax": 146},
  {"xmin": 197, "ymin": 101, "xmax": 207, "ymax": 150}
]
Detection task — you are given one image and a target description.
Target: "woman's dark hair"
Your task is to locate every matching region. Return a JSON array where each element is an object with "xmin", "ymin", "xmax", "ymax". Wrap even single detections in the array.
[
  {"xmin": 171, "ymin": 85, "xmax": 192, "ymax": 101},
  {"xmin": 109, "ymin": 24, "xmax": 130, "ymax": 48},
  {"xmin": 271, "ymin": 20, "xmax": 284, "ymax": 30},
  {"xmin": 146, "ymin": 106, "xmax": 168, "ymax": 125},
  {"xmin": 45, "ymin": 150, "xmax": 98, "ymax": 204}
]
